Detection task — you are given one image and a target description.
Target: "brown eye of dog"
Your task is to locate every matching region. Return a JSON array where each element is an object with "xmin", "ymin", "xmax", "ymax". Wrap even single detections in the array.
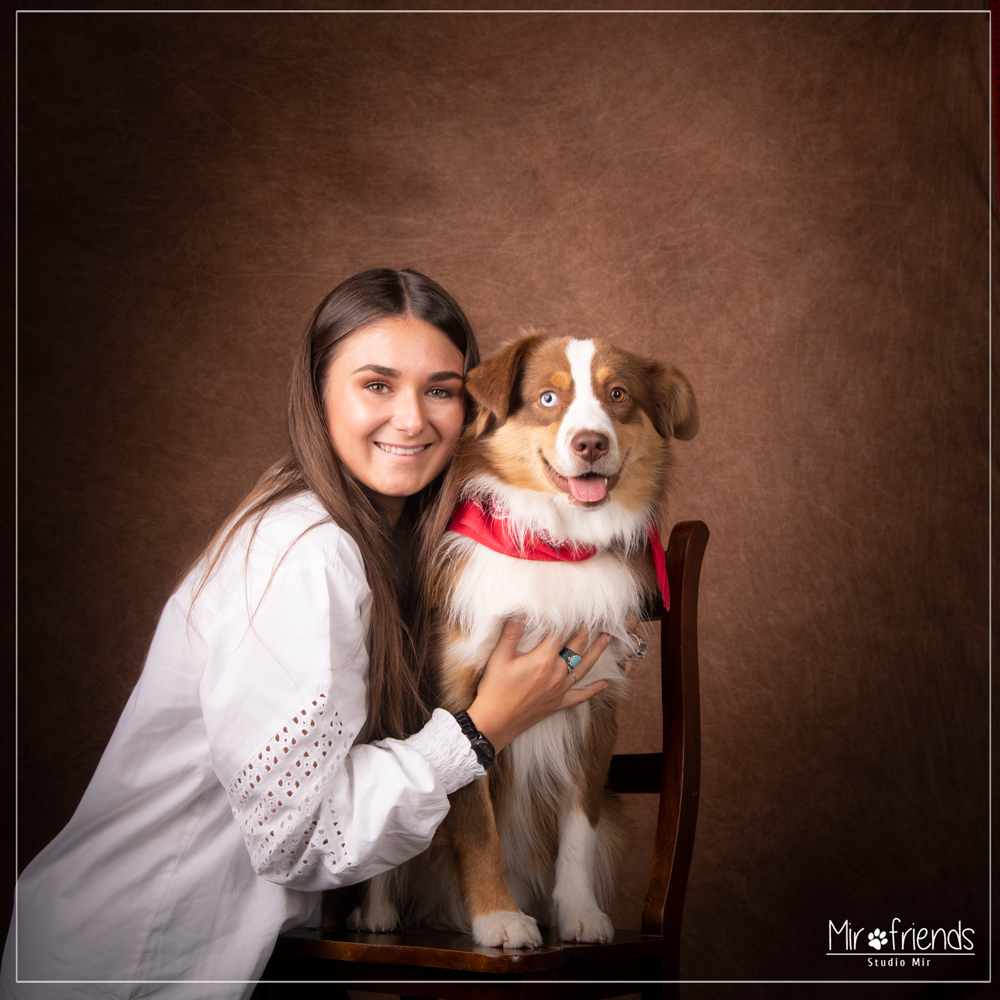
[{"xmin": 609, "ymin": 387, "xmax": 627, "ymax": 403}]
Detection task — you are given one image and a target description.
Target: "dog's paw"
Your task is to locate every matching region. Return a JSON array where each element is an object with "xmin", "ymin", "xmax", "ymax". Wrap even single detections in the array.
[
  {"xmin": 471, "ymin": 910, "xmax": 542, "ymax": 949},
  {"xmin": 346, "ymin": 899, "xmax": 400, "ymax": 933},
  {"xmin": 558, "ymin": 907, "xmax": 614, "ymax": 944}
]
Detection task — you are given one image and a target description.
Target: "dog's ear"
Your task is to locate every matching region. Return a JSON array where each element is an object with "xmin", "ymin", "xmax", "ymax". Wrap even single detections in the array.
[
  {"xmin": 465, "ymin": 331, "xmax": 547, "ymax": 435},
  {"xmin": 647, "ymin": 361, "xmax": 699, "ymax": 440}
]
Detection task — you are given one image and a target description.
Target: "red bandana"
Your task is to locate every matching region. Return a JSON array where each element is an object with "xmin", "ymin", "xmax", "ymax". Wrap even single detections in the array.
[{"xmin": 447, "ymin": 498, "xmax": 669, "ymax": 610}]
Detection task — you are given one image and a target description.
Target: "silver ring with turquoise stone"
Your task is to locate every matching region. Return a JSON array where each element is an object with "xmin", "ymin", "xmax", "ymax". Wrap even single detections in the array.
[{"xmin": 559, "ymin": 646, "xmax": 582, "ymax": 675}]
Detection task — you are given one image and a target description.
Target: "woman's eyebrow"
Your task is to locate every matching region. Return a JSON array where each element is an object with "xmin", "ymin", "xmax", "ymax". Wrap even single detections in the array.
[
  {"xmin": 349, "ymin": 365, "xmax": 463, "ymax": 382},
  {"xmin": 351, "ymin": 364, "xmax": 400, "ymax": 377}
]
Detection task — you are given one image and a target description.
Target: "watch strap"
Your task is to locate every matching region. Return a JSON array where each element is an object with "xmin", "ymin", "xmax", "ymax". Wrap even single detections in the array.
[{"xmin": 453, "ymin": 710, "xmax": 495, "ymax": 770}]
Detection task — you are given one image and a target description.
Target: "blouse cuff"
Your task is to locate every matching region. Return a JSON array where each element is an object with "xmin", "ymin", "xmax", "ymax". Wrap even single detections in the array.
[{"xmin": 406, "ymin": 708, "xmax": 485, "ymax": 793}]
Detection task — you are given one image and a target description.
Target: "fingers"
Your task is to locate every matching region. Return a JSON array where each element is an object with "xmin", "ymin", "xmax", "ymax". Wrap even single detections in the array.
[
  {"xmin": 494, "ymin": 619, "xmax": 526, "ymax": 657},
  {"xmin": 563, "ymin": 628, "xmax": 609, "ymax": 682},
  {"xmin": 562, "ymin": 625, "xmax": 591, "ymax": 658},
  {"xmin": 511, "ymin": 623, "xmax": 610, "ymax": 686},
  {"xmin": 560, "ymin": 679, "xmax": 610, "ymax": 709}
]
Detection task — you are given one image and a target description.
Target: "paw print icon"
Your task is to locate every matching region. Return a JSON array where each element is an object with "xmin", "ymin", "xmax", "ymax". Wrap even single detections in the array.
[{"xmin": 868, "ymin": 929, "xmax": 888, "ymax": 951}]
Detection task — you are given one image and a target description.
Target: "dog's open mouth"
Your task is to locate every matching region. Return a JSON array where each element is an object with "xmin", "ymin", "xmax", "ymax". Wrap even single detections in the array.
[{"xmin": 543, "ymin": 459, "xmax": 622, "ymax": 503}]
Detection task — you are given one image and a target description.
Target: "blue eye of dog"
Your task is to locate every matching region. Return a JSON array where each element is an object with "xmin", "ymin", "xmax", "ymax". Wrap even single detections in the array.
[{"xmin": 540, "ymin": 391, "xmax": 558, "ymax": 407}]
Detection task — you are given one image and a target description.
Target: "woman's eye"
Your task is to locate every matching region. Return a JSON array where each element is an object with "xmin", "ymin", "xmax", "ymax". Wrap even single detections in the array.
[
  {"xmin": 365, "ymin": 381, "xmax": 391, "ymax": 394},
  {"xmin": 609, "ymin": 387, "xmax": 627, "ymax": 403},
  {"xmin": 540, "ymin": 391, "xmax": 558, "ymax": 407},
  {"xmin": 427, "ymin": 387, "xmax": 456, "ymax": 399}
]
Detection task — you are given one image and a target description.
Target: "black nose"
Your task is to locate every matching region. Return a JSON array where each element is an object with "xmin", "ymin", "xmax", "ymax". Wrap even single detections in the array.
[{"xmin": 571, "ymin": 431, "xmax": 609, "ymax": 464}]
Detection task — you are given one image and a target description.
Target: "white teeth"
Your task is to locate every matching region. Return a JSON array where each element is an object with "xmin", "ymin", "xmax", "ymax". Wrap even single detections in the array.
[
  {"xmin": 604, "ymin": 478, "xmax": 608, "ymax": 486},
  {"xmin": 377, "ymin": 443, "xmax": 428, "ymax": 456}
]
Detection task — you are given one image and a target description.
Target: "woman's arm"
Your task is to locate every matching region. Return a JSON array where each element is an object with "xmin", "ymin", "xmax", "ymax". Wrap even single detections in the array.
[{"xmin": 196, "ymin": 509, "xmax": 480, "ymax": 892}]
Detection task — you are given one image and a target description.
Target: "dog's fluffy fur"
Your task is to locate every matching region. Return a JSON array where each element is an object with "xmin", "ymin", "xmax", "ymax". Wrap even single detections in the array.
[{"xmin": 349, "ymin": 332, "xmax": 697, "ymax": 947}]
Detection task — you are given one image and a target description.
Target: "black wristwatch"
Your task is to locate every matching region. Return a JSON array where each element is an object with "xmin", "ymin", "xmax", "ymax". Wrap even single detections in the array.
[{"xmin": 453, "ymin": 710, "xmax": 496, "ymax": 770}]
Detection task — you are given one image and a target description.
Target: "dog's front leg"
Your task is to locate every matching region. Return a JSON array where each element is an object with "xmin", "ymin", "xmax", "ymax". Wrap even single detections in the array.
[
  {"xmin": 444, "ymin": 778, "xmax": 542, "ymax": 949},
  {"xmin": 552, "ymin": 798, "xmax": 614, "ymax": 943},
  {"xmin": 553, "ymin": 692, "xmax": 618, "ymax": 943}
]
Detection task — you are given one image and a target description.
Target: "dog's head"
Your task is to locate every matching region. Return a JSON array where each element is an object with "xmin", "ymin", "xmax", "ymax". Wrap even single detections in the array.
[{"xmin": 456, "ymin": 332, "xmax": 697, "ymax": 540}]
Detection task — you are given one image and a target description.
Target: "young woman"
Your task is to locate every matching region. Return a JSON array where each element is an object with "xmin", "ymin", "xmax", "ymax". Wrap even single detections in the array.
[{"xmin": 2, "ymin": 269, "xmax": 610, "ymax": 999}]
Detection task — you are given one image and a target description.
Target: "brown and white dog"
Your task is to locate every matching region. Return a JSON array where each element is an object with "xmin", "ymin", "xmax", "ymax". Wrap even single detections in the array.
[{"xmin": 349, "ymin": 332, "xmax": 697, "ymax": 947}]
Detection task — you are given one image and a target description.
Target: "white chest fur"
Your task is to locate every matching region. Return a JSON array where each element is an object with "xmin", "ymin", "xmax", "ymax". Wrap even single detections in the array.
[{"xmin": 441, "ymin": 533, "xmax": 642, "ymax": 681}]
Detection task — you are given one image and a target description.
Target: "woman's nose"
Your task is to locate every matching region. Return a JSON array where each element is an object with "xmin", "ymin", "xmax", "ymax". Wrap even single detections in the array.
[{"xmin": 391, "ymin": 389, "xmax": 426, "ymax": 435}]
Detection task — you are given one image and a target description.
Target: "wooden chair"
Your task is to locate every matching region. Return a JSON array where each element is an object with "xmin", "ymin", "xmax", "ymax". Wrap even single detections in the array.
[{"xmin": 257, "ymin": 520, "xmax": 709, "ymax": 1000}]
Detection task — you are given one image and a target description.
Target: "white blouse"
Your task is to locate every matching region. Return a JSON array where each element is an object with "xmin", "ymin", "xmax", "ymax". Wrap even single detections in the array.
[{"xmin": 2, "ymin": 492, "xmax": 483, "ymax": 999}]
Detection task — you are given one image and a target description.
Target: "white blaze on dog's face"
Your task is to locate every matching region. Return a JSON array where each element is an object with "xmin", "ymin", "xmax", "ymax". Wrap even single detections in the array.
[
  {"xmin": 553, "ymin": 339, "xmax": 620, "ymax": 502},
  {"xmin": 463, "ymin": 333, "xmax": 698, "ymax": 519}
]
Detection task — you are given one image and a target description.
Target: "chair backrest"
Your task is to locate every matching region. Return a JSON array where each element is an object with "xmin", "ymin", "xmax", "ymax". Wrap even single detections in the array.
[{"xmin": 605, "ymin": 520, "xmax": 709, "ymax": 941}]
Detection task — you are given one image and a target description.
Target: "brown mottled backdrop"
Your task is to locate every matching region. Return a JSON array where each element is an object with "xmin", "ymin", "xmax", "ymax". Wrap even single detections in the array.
[{"xmin": 12, "ymin": 8, "xmax": 991, "ymax": 997}]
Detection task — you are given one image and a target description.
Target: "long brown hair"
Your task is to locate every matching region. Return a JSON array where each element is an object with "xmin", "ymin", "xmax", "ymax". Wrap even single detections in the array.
[{"xmin": 192, "ymin": 268, "xmax": 480, "ymax": 742}]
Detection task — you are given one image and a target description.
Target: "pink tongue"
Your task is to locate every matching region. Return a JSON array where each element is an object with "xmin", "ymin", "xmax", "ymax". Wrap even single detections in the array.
[{"xmin": 568, "ymin": 475, "xmax": 607, "ymax": 502}]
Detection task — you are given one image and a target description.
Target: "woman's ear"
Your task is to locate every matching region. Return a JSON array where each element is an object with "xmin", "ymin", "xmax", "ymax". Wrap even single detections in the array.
[
  {"xmin": 647, "ymin": 361, "xmax": 699, "ymax": 440},
  {"xmin": 465, "ymin": 331, "xmax": 547, "ymax": 435}
]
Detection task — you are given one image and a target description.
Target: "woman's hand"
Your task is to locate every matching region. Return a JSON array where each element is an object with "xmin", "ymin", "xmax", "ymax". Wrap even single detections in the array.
[{"xmin": 465, "ymin": 622, "xmax": 612, "ymax": 754}]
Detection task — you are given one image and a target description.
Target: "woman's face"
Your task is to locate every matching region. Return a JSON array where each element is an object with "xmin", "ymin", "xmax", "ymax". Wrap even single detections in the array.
[{"xmin": 323, "ymin": 314, "xmax": 466, "ymax": 518}]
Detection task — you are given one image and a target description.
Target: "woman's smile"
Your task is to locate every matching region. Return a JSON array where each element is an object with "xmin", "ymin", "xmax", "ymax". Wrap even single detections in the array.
[{"xmin": 375, "ymin": 441, "xmax": 432, "ymax": 457}]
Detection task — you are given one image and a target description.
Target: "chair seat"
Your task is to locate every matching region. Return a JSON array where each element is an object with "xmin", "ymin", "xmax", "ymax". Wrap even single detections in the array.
[
  {"xmin": 276, "ymin": 926, "xmax": 666, "ymax": 975},
  {"xmin": 267, "ymin": 926, "xmax": 670, "ymax": 998}
]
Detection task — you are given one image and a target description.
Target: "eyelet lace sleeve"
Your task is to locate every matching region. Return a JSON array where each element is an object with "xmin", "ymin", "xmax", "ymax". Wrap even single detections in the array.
[
  {"xmin": 225, "ymin": 703, "xmax": 482, "ymax": 890},
  {"xmin": 227, "ymin": 694, "xmax": 356, "ymax": 880}
]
